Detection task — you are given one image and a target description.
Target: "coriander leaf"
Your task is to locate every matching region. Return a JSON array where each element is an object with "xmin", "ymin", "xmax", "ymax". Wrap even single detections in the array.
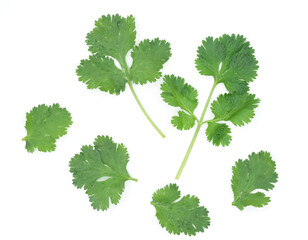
[
  {"xmin": 210, "ymin": 93, "xmax": 260, "ymax": 126},
  {"xmin": 231, "ymin": 151, "xmax": 278, "ymax": 210},
  {"xmin": 130, "ymin": 38, "xmax": 171, "ymax": 85},
  {"xmin": 23, "ymin": 104, "xmax": 72, "ymax": 153},
  {"xmin": 172, "ymin": 111, "xmax": 196, "ymax": 130},
  {"xmin": 195, "ymin": 36, "xmax": 224, "ymax": 77},
  {"xmin": 196, "ymin": 34, "xmax": 258, "ymax": 93},
  {"xmin": 151, "ymin": 183, "xmax": 210, "ymax": 236},
  {"xmin": 161, "ymin": 75, "xmax": 198, "ymax": 114},
  {"xmin": 235, "ymin": 192, "xmax": 270, "ymax": 209},
  {"xmin": 76, "ymin": 55, "xmax": 126, "ymax": 95},
  {"xmin": 206, "ymin": 122, "xmax": 231, "ymax": 146},
  {"xmin": 86, "ymin": 14, "xmax": 136, "ymax": 61},
  {"xmin": 69, "ymin": 135, "xmax": 137, "ymax": 211}
]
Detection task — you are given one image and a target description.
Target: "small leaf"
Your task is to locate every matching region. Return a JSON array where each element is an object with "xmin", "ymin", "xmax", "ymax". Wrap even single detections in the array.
[
  {"xmin": 86, "ymin": 14, "xmax": 136, "ymax": 61},
  {"xmin": 206, "ymin": 122, "xmax": 231, "ymax": 146},
  {"xmin": 130, "ymin": 38, "xmax": 171, "ymax": 85},
  {"xmin": 171, "ymin": 111, "xmax": 196, "ymax": 130},
  {"xmin": 211, "ymin": 93, "xmax": 260, "ymax": 126},
  {"xmin": 77, "ymin": 55, "xmax": 126, "ymax": 95},
  {"xmin": 23, "ymin": 104, "xmax": 72, "ymax": 153},
  {"xmin": 161, "ymin": 75, "xmax": 198, "ymax": 114},
  {"xmin": 69, "ymin": 136, "xmax": 136, "ymax": 211},
  {"xmin": 231, "ymin": 151, "xmax": 278, "ymax": 210},
  {"xmin": 151, "ymin": 183, "xmax": 210, "ymax": 236}
]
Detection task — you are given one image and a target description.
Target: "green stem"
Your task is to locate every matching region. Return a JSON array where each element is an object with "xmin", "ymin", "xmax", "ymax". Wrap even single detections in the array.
[
  {"xmin": 191, "ymin": 113, "xmax": 199, "ymax": 122},
  {"xmin": 127, "ymin": 81, "xmax": 166, "ymax": 138},
  {"xmin": 232, "ymin": 192, "xmax": 242, "ymax": 205},
  {"xmin": 175, "ymin": 82, "xmax": 217, "ymax": 180},
  {"xmin": 127, "ymin": 176, "xmax": 138, "ymax": 182},
  {"xmin": 175, "ymin": 124, "xmax": 201, "ymax": 180},
  {"xmin": 201, "ymin": 119, "xmax": 215, "ymax": 125},
  {"xmin": 118, "ymin": 57, "xmax": 165, "ymax": 138}
]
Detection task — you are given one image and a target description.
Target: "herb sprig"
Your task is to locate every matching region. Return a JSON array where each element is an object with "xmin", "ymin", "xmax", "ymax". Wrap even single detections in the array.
[
  {"xmin": 161, "ymin": 34, "xmax": 260, "ymax": 179},
  {"xmin": 77, "ymin": 14, "xmax": 171, "ymax": 138}
]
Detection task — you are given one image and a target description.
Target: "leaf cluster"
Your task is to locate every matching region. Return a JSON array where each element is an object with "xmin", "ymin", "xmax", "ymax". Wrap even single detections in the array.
[
  {"xmin": 161, "ymin": 34, "xmax": 260, "ymax": 147},
  {"xmin": 77, "ymin": 14, "xmax": 171, "ymax": 94}
]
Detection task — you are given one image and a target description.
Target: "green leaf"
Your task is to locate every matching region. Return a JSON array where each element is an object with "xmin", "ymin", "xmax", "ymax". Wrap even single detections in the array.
[
  {"xmin": 196, "ymin": 34, "xmax": 258, "ymax": 93},
  {"xmin": 171, "ymin": 111, "xmax": 196, "ymax": 130},
  {"xmin": 76, "ymin": 55, "xmax": 126, "ymax": 95},
  {"xmin": 161, "ymin": 75, "xmax": 198, "ymax": 114},
  {"xmin": 231, "ymin": 151, "xmax": 278, "ymax": 210},
  {"xmin": 206, "ymin": 122, "xmax": 231, "ymax": 146},
  {"xmin": 130, "ymin": 38, "xmax": 171, "ymax": 85},
  {"xmin": 69, "ymin": 136, "xmax": 137, "ymax": 211},
  {"xmin": 86, "ymin": 14, "xmax": 136, "ymax": 62},
  {"xmin": 23, "ymin": 104, "xmax": 72, "ymax": 153},
  {"xmin": 195, "ymin": 36, "xmax": 225, "ymax": 77},
  {"xmin": 151, "ymin": 183, "xmax": 210, "ymax": 236},
  {"xmin": 211, "ymin": 93, "xmax": 260, "ymax": 126}
]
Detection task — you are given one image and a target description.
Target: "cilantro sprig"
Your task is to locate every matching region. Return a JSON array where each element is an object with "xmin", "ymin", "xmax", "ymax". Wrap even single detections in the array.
[
  {"xmin": 77, "ymin": 14, "xmax": 171, "ymax": 138},
  {"xmin": 151, "ymin": 183, "xmax": 210, "ymax": 236},
  {"xmin": 161, "ymin": 34, "xmax": 260, "ymax": 179},
  {"xmin": 232, "ymin": 151, "xmax": 278, "ymax": 210}
]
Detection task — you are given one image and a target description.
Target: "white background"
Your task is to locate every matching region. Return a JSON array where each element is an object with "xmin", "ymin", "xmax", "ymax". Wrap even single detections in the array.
[{"xmin": 1, "ymin": 0, "xmax": 307, "ymax": 239}]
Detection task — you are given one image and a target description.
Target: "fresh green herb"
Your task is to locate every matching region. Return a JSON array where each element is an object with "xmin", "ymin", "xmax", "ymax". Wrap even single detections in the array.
[
  {"xmin": 22, "ymin": 103, "xmax": 72, "ymax": 153},
  {"xmin": 151, "ymin": 183, "xmax": 210, "ymax": 236},
  {"xmin": 69, "ymin": 135, "xmax": 137, "ymax": 211},
  {"xmin": 232, "ymin": 151, "xmax": 278, "ymax": 210},
  {"xmin": 77, "ymin": 14, "xmax": 171, "ymax": 138},
  {"xmin": 161, "ymin": 34, "xmax": 259, "ymax": 179}
]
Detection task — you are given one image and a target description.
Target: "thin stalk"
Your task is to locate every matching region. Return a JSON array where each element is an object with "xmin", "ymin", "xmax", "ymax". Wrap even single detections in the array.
[
  {"xmin": 232, "ymin": 192, "xmax": 242, "ymax": 206},
  {"xmin": 119, "ymin": 58, "xmax": 165, "ymax": 138},
  {"xmin": 127, "ymin": 81, "xmax": 165, "ymax": 138},
  {"xmin": 175, "ymin": 81, "xmax": 217, "ymax": 180},
  {"xmin": 201, "ymin": 119, "xmax": 218, "ymax": 125},
  {"xmin": 126, "ymin": 176, "xmax": 138, "ymax": 182}
]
